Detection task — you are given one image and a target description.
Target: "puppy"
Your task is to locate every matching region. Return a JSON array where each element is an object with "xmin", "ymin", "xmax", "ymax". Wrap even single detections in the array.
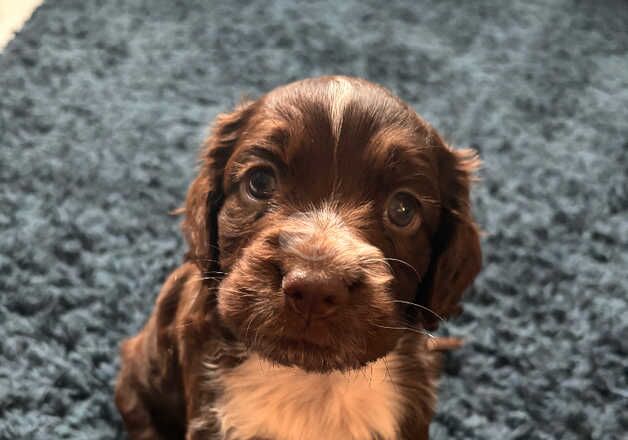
[{"xmin": 115, "ymin": 76, "xmax": 482, "ymax": 440}]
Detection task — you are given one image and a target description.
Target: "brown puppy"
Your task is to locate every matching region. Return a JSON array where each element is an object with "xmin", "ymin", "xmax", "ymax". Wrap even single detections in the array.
[{"xmin": 115, "ymin": 76, "xmax": 482, "ymax": 440}]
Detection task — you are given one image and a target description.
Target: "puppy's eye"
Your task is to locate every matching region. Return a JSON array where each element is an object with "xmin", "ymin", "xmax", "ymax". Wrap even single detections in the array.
[
  {"xmin": 387, "ymin": 192, "xmax": 420, "ymax": 228},
  {"xmin": 246, "ymin": 168, "xmax": 277, "ymax": 200}
]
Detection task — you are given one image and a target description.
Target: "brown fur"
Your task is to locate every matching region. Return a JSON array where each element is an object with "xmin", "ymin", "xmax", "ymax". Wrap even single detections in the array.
[{"xmin": 115, "ymin": 76, "xmax": 482, "ymax": 439}]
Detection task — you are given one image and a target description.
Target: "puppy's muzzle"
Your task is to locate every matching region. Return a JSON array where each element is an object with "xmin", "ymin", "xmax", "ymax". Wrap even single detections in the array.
[{"xmin": 276, "ymin": 207, "xmax": 393, "ymax": 321}]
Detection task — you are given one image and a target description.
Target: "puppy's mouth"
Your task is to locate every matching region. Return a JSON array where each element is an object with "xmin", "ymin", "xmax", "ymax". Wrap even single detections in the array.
[
  {"xmin": 218, "ymin": 281, "xmax": 401, "ymax": 372},
  {"xmin": 217, "ymin": 281, "xmax": 401, "ymax": 372},
  {"xmin": 233, "ymin": 308, "xmax": 397, "ymax": 372}
]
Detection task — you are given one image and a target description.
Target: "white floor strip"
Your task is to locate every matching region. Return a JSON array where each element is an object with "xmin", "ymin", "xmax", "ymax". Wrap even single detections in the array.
[{"xmin": 0, "ymin": 0, "xmax": 44, "ymax": 50}]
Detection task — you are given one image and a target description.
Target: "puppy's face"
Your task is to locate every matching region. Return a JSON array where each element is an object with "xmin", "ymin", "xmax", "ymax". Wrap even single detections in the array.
[{"xmin": 184, "ymin": 77, "xmax": 481, "ymax": 372}]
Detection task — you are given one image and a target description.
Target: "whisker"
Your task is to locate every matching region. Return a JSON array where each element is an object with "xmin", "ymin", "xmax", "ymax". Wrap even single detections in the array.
[
  {"xmin": 361, "ymin": 257, "xmax": 422, "ymax": 282},
  {"xmin": 194, "ymin": 285, "xmax": 259, "ymax": 297},
  {"xmin": 202, "ymin": 269, "xmax": 227, "ymax": 275},
  {"xmin": 243, "ymin": 311, "xmax": 259, "ymax": 342},
  {"xmin": 373, "ymin": 323, "xmax": 434, "ymax": 338},
  {"xmin": 381, "ymin": 258, "xmax": 422, "ymax": 281},
  {"xmin": 389, "ymin": 299, "xmax": 445, "ymax": 323},
  {"xmin": 192, "ymin": 276, "xmax": 223, "ymax": 282}
]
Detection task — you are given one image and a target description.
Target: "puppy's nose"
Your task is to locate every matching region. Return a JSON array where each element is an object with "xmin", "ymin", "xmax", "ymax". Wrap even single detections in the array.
[{"xmin": 282, "ymin": 270, "xmax": 350, "ymax": 319}]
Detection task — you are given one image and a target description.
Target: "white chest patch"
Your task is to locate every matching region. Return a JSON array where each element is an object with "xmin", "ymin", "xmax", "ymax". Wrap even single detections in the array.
[{"xmin": 215, "ymin": 354, "xmax": 407, "ymax": 440}]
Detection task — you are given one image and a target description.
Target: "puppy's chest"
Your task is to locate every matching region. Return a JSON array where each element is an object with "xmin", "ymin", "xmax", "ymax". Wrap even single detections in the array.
[{"xmin": 213, "ymin": 354, "xmax": 407, "ymax": 440}]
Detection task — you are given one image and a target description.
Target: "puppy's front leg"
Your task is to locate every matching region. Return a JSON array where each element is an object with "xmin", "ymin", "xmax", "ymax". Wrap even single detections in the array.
[
  {"xmin": 115, "ymin": 332, "xmax": 174, "ymax": 439},
  {"xmin": 115, "ymin": 265, "xmax": 195, "ymax": 439}
]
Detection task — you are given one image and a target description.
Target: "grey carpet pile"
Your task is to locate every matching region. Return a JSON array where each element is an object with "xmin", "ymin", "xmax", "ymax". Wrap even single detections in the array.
[{"xmin": 1, "ymin": 0, "xmax": 627, "ymax": 438}]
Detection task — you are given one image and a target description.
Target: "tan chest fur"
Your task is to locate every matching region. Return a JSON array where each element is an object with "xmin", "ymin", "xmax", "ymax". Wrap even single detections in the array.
[{"xmin": 214, "ymin": 353, "xmax": 407, "ymax": 440}]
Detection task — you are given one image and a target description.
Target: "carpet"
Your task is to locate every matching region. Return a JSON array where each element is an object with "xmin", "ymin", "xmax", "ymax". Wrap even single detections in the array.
[{"xmin": 1, "ymin": 0, "xmax": 626, "ymax": 438}]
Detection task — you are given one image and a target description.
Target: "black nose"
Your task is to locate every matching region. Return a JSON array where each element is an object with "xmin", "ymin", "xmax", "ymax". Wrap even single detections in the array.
[{"xmin": 282, "ymin": 269, "xmax": 350, "ymax": 319}]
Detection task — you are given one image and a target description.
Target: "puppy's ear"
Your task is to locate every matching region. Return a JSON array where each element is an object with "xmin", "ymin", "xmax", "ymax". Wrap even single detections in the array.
[
  {"xmin": 419, "ymin": 133, "xmax": 482, "ymax": 329},
  {"xmin": 182, "ymin": 100, "xmax": 256, "ymax": 271}
]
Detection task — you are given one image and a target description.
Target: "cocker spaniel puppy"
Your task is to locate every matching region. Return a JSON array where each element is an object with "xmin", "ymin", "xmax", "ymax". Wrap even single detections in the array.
[{"xmin": 115, "ymin": 76, "xmax": 482, "ymax": 440}]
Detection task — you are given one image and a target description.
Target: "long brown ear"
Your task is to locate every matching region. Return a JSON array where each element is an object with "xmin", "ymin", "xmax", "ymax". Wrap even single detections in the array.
[
  {"xmin": 418, "ymin": 134, "xmax": 482, "ymax": 330},
  {"xmin": 182, "ymin": 100, "xmax": 255, "ymax": 272}
]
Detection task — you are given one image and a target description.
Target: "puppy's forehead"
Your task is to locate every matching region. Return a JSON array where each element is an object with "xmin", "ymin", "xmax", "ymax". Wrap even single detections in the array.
[{"xmin": 240, "ymin": 77, "xmax": 436, "ymax": 199}]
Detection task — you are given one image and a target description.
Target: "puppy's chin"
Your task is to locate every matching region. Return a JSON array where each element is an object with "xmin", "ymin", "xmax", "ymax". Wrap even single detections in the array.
[
  {"xmin": 217, "ymin": 307, "xmax": 400, "ymax": 373},
  {"xmin": 249, "ymin": 335, "xmax": 393, "ymax": 373},
  {"xmin": 218, "ymin": 298, "xmax": 401, "ymax": 373}
]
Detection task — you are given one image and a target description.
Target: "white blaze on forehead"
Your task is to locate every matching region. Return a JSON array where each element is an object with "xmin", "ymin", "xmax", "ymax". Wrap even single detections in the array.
[{"xmin": 327, "ymin": 77, "xmax": 354, "ymax": 143}]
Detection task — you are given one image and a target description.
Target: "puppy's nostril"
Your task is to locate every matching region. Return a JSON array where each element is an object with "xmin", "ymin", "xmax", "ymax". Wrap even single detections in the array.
[
  {"xmin": 323, "ymin": 295, "xmax": 336, "ymax": 305},
  {"xmin": 347, "ymin": 279, "xmax": 363, "ymax": 291}
]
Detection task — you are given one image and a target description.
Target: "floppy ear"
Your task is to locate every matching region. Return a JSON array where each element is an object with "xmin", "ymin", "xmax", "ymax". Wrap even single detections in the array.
[
  {"xmin": 418, "ymin": 134, "xmax": 482, "ymax": 330},
  {"xmin": 182, "ymin": 100, "xmax": 255, "ymax": 272}
]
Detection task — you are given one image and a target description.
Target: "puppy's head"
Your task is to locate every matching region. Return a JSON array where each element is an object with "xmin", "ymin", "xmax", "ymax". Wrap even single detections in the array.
[{"xmin": 183, "ymin": 76, "xmax": 481, "ymax": 372}]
